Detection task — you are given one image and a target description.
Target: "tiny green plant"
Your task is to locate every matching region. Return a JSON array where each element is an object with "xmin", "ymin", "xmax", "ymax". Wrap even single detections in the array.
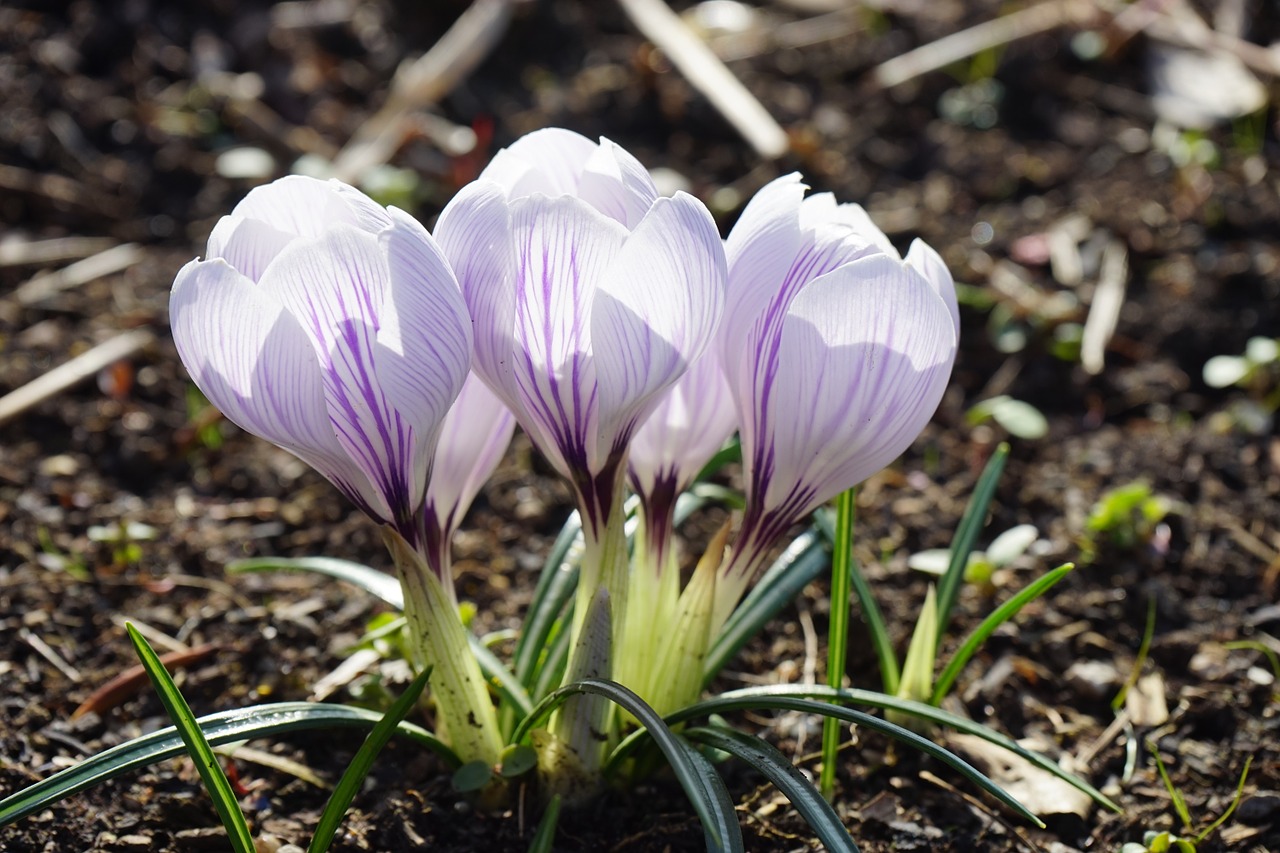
[
  {"xmin": 1118, "ymin": 746, "xmax": 1253, "ymax": 853},
  {"xmin": 1083, "ymin": 482, "xmax": 1172, "ymax": 561},
  {"xmin": 967, "ymin": 395, "xmax": 1050, "ymax": 440}
]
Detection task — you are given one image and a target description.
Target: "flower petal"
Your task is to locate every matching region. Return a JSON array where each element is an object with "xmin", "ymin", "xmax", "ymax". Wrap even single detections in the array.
[
  {"xmin": 261, "ymin": 225, "xmax": 429, "ymax": 520},
  {"xmin": 480, "ymin": 128, "xmax": 599, "ymax": 198},
  {"xmin": 434, "ymin": 180, "xmax": 519, "ymax": 402},
  {"xmin": 507, "ymin": 195, "xmax": 627, "ymax": 475},
  {"xmin": 628, "ymin": 345, "xmax": 738, "ymax": 499},
  {"xmin": 577, "ymin": 137, "xmax": 659, "ymax": 228},
  {"xmin": 906, "ymin": 238, "xmax": 960, "ymax": 338},
  {"xmin": 205, "ymin": 215, "xmax": 297, "ymax": 284},
  {"xmin": 592, "ymin": 192, "xmax": 726, "ymax": 466},
  {"xmin": 756, "ymin": 255, "xmax": 957, "ymax": 521},
  {"xmin": 426, "ymin": 372, "xmax": 516, "ymax": 536},
  {"xmin": 169, "ymin": 257, "xmax": 379, "ymax": 515},
  {"xmin": 721, "ymin": 173, "xmax": 807, "ymax": 390}
]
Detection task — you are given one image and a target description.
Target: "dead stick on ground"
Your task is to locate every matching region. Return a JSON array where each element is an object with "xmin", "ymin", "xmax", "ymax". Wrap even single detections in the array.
[
  {"xmin": 14, "ymin": 243, "xmax": 143, "ymax": 306},
  {"xmin": 0, "ymin": 329, "xmax": 154, "ymax": 426},
  {"xmin": 616, "ymin": 0, "xmax": 789, "ymax": 160},
  {"xmin": 331, "ymin": 0, "xmax": 516, "ymax": 183},
  {"xmin": 873, "ymin": 0, "xmax": 1097, "ymax": 89},
  {"xmin": 0, "ymin": 236, "xmax": 116, "ymax": 268}
]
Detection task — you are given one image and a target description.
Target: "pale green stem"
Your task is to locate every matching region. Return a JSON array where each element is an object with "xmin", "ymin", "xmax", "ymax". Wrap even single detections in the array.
[
  {"xmin": 568, "ymin": 469, "xmax": 629, "ymax": 659},
  {"xmin": 383, "ymin": 528, "xmax": 503, "ymax": 767},
  {"xmin": 615, "ymin": 505, "xmax": 680, "ymax": 693},
  {"xmin": 548, "ymin": 587, "xmax": 613, "ymax": 790}
]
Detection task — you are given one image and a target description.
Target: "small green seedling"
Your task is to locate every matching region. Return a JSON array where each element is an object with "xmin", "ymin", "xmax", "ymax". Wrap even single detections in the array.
[
  {"xmin": 908, "ymin": 523, "xmax": 1040, "ymax": 588},
  {"xmin": 1119, "ymin": 746, "xmax": 1253, "ymax": 853},
  {"xmin": 967, "ymin": 395, "xmax": 1049, "ymax": 440},
  {"xmin": 1083, "ymin": 482, "xmax": 1171, "ymax": 561},
  {"xmin": 88, "ymin": 520, "xmax": 157, "ymax": 569},
  {"xmin": 1203, "ymin": 336, "xmax": 1279, "ymax": 390}
]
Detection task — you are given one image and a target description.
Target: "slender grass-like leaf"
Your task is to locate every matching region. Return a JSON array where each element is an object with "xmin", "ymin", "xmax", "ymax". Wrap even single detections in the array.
[
  {"xmin": 512, "ymin": 515, "xmax": 582, "ymax": 687},
  {"xmin": 512, "ymin": 679, "xmax": 742, "ymax": 852},
  {"xmin": 650, "ymin": 693, "xmax": 1041, "ymax": 826},
  {"xmin": 531, "ymin": 614, "xmax": 573, "ymax": 701},
  {"xmin": 936, "ymin": 443, "xmax": 1009, "ymax": 639},
  {"xmin": 705, "ymin": 529, "xmax": 827, "ymax": 686},
  {"xmin": 309, "ymin": 667, "xmax": 431, "ymax": 853},
  {"xmin": 468, "ymin": 635, "xmax": 533, "ymax": 719},
  {"xmin": 125, "ymin": 624, "xmax": 256, "ymax": 853},
  {"xmin": 1112, "ymin": 595, "xmax": 1157, "ymax": 712},
  {"xmin": 896, "ymin": 585, "xmax": 939, "ymax": 706},
  {"xmin": 693, "ymin": 435, "xmax": 741, "ymax": 483},
  {"xmin": 686, "ymin": 726, "xmax": 858, "ymax": 852},
  {"xmin": 820, "ymin": 487, "xmax": 856, "ymax": 800},
  {"xmin": 930, "ymin": 564, "xmax": 1073, "ymax": 705},
  {"xmin": 682, "ymin": 739, "xmax": 745, "ymax": 853},
  {"xmin": 1196, "ymin": 755, "xmax": 1253, "ymax": 843},
  {"xmin": 228, "ymin": 556, "xmax": 403, "ymax": 608},
  {"xmin": 528, "ymin": 794, "xmax": 562, "ymax": 853},
  {"xmin": 651, "ymin": 684, "xmax": 1119, "ymax": 812},
  {"xmin": 814, "ymin": 512, "xmax": 899, "ymax": 694},
  {"xmin": 0, "ymin": 702, "xmax": 458, "ymax": 828}
]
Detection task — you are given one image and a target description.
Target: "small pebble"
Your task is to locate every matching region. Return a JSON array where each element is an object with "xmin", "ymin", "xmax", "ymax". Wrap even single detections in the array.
[{"xmin": 1065, "ymin": 659, "xmax": 1120, "ymax": 700}]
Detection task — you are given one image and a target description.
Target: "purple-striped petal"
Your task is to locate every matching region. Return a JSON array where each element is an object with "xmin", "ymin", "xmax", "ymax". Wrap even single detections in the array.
[
  {"xmin": 755, "ymin": 255, "xmax": 957, "ymax": 520},
  {"xmin": 593, "ymin": 192, "xmax": 726, "ymax": 465},
  {"xmin": 426, "ymin": 372, "xmax": 516, "ymax": 536},
  {"xmin": 506, "ymin": 195, "xmax": 627, "ymax": 476},
  {"xmin": 434, "ymin": 180, "xmax": 519, "ymax": 402},
  {"xmin": 170, "ymin": 257, "xmax": 378, "ymax": 514},
  {"xmin": 628, "ymin": 345, "xmax": 737, "ymax": 500},
  {"xmin": 261, "ymin": 225, "xmax": 433, "ymax": 521}
]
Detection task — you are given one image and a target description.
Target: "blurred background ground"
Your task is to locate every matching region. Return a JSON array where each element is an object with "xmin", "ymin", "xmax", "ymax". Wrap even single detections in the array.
[{"xmin": 0, "ymin": 0, "xmax": 1278, "ymax": 850}]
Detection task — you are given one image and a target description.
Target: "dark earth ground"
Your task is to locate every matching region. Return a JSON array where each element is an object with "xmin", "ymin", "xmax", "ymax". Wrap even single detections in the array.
[{"xmin": 1, "ymin": 0, "xmax": 1279, "ymax": 850}]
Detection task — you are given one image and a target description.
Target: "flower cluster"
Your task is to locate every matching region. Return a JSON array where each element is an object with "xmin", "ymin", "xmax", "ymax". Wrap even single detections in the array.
[{"xmin": 171, "ymin": 128, "xmax": 958, "ymax": 773}]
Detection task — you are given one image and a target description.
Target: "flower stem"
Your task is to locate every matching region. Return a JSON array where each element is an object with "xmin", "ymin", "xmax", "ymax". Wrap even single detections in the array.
[{"xmin": 383, "ymin": 528, "xmax": 503, "ymax": 768}]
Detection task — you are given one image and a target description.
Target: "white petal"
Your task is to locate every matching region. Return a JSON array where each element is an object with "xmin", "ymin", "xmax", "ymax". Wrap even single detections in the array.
[
  {"xmin": 721, "ymin": 173, "xmax": 808, "ymax": 392},
  {"xmin": 508, "ymin": 195, "xmax": 627, "ymax": 475},
  {"xmin": 205, "ymin": 214, "xmax": 297, "ymax": 283},
  {"xmin": 434, "ymin": 180, "xmax": 520, "ymax": 406},
  {"xmin": 221, "ymin": 175, "xmax": 386, "ymax": 242},
  {"xmin": 426, "ymin": 372, "xmax": 516, "ymax": 535},
  {"xmin": 480, "ymin": 128, "xmax": 599, "ymax": 198},
  {"xmin": 261, "ymin": 225, "xmax": 429, "ymax": 520},
  {"xmin": 577, "ymin": 137, "xmax": 660, "ymax": 228},
  {"xmin": 906, "ymin": 239, "xmax": 960, "ymax": 338},
  {"xmin": 628, "ymin": 346, "xmax": 738, "ymax": 499},
  {"xmin": 169, "ymin": 258, "xmax": 380, "ymax": 515},
  {"xmin": 593, "ymin": 192, "xmax": 726, "ymax": 467},
  {"xmin": 757, "ymin": 255, "xmax": 957, "ymax": 520}
]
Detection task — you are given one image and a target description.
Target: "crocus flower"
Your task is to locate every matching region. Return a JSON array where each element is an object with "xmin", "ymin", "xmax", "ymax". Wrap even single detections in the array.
[
  {"xmin": 434, "ymin": 128, "xmax": 727, "ymax": 667},
  {"xmin": 171, "ymin": 175, "xmax": 505, "ymax": 767},
  {"xmin": 170, "ymin": 175, "xmax": 474, "ymax": 545},
  {"xmin": 717, "ymin": 173, "xmax": 960, "ymax": 626},
  {"xmin": 434, "ymin": 128, "xmax": 726, "ymax": 533}
]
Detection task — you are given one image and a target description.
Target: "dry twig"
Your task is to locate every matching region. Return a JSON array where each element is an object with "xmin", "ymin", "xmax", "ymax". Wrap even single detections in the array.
[{"xmin": 0, "ymin": 329, "xmax": 154, "ymax": 427}]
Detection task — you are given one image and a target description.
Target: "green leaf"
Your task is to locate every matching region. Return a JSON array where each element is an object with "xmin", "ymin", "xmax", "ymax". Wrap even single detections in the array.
[
  {"xmin": 932, "ymin": 564, "xmax": 1073, "ymax": 704},
  {"xmin": 896, "ymin": 585, "xmax": 939, "ymax": 706},
  {"xmin": 988, "ymin": 397, "xmax": 1048, "ymax": 440},
  {"xmin": 228, "ymin": 556, "xmax": 403, "ymax": 608},
  {"xmin": 681, "ymin": 739, "xmax": 745, "ymax": 853},
  {"xmin": 667, "ymin": 694, "xmax": 1041, "ymax": 827},
  {"xmin": 1203, "ymin": 355, "xmax": 1251, "ymax": 388},
  {"xmin": 309, "ymin": 667, "xmax": 432, "ymax": 853},
  {"xmin": 705, "ymin": 528, "xmax": 828, "ymax": 686},
  {"xmin": 452, "ymin": 760, "xmax": 494, "ymax": 793},
  {"xmin": 814, "ymin": 512, "xmax": 899, "ymax": 694},
  {"xmin": 686, "ymin": 727, "xmax": 858, "ymax": 852},
  {"xmin": 0, "ymin": 702, "xmax": 457, "ymax": 828},
  {"xmin": 125, "ymin": 624, "xmax": 256, "ymax": 853},
  {"xmin": 656, "ymin": 684, "xmax": 1119, "ymax": 813},
  {"xmin": 936, "ymin": 443, "xmax": 1009, "ymax": 641},
  {"xmin": 512, "ymin": 512, "xmax": 584, "ymax": 691},
  {"xmin": 498, "ymin": 744, "xmax": 538, "ymax": 778},
  {"xmin": 513, "ymin": 679, "xmax": 743, "ymax": 852},
  {"xmin": 468, "ymin": 634, "xmax": 534, "ymax": 719},
  {"xmin": 984, "ymin": 524, "xmax": 1039, "ymax": 567},
  {"xmin": 821, "ymin": 487, "xmax": 856, "ymax": 800},
  {"xmin": 693, "ymin": 435, "xmax": 741, "ymax": 483},
  {"xmin": 528, "ymin": 794, "xmax": 562, "ymax": 853}
]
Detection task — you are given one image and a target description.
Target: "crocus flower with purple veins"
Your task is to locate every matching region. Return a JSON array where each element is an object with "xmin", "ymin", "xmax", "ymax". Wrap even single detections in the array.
[
  {"xmin": 170, "ymin": 175, "xmax": 504, "ymax": 765},
  {"xmin": 170, "ymin": 175, "xmax": 473, "ymax": 546},
  {"xmin": 714, "ymin": 172, "xmax": 960, "ymax": 629},
  {"xmin": 434, "ymin": 128, "xmax": 727, "ymax": 650}
]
